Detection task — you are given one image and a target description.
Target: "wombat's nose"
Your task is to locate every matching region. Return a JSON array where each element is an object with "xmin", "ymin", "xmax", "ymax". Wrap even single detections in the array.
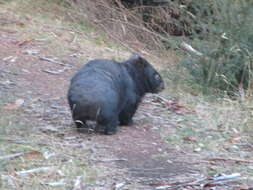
[{"xmin": 156, "ymin": 82, "xmax": 165, "ymax": 92}]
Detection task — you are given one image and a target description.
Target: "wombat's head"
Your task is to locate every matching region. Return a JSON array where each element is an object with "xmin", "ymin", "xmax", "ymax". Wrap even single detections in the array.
[{"xmin": 131, "ymin": 54, "xmax": 165, "ymax": 93}]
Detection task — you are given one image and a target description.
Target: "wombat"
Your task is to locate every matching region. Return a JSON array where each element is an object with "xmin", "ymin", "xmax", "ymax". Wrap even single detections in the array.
[{"xmin": 67, "ymin": 54, "xmax": 164, "ymax": 134}]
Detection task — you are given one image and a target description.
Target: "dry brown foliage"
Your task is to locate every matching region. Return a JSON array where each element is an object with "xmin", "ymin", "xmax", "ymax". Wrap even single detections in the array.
[{"xmin": 65, "ymin": 0, "xmax": 177, "ymax": 53}]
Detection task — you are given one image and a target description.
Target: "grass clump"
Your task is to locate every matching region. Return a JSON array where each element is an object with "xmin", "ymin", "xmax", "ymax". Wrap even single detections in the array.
[{"xmin": 180, "ymin": 0, "xmax": 253, "ymax": 96}]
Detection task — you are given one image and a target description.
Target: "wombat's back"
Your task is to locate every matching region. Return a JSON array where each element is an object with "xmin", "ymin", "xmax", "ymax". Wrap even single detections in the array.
[{"xmin": 67, "ymin": 59, "xmax": 128, "ymax": 124}]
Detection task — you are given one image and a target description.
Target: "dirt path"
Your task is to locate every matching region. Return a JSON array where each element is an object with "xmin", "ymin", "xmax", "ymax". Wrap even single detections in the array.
[{"xmin": 0, "ymin": 24, "xmax": 202, "ymax": 188}]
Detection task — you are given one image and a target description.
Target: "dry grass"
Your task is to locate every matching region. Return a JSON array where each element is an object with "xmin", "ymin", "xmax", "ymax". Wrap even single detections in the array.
[{"xmin": 64, "ymin": 0, "xmax": 179, "ymax": 63}]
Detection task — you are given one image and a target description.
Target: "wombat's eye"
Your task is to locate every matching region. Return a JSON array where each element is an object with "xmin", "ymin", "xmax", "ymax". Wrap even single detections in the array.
[{"xmin": 154, "ymin": 74, "xmax": 160, "ymax": 81}]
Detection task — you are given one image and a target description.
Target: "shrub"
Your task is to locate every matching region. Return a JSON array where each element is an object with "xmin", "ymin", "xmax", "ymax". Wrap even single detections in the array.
[{"xmin": 181, "ymin": 0, "xmax": 253, "ymax": 96}]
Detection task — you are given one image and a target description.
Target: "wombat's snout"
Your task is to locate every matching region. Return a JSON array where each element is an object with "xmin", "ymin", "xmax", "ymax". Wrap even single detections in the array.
[{"xmin": 156, "ymin": 81, "xmax": 165, "ymax": 93}]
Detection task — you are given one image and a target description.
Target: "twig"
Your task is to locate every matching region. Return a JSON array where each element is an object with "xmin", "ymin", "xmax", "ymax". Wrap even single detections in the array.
[
  {"xmin": 204, "ymin": 173, "xmax": 241, "ymax": 187},
  {"xmin": 16, "ymin": 167, "xmax": 55, "ymax": 177},
  {"xmin": 211, "ymin": 173, "xmax": 241, "ymax": 182},
  {"xmin": 0, "ymin": 152, "xmax": 25, "ymax": 161},
  {"xmin": 153, "ymin": 94, "xmax": 170, "ymax": 103},
  {"xmin": 46, "ymin": 179, "xmax": 66, "ymax": 187},
  {"xmin": 180, "ymin": 41, "xmax": 203, "ymax": 57},
  {"xmin": 208, "ymin": 157, "xmax": 253, "ymax": 163},
  {"xmin": 91, "ymin": 158, "xmax": 128, "ymax": 162},
  {"xmin": 0, "ymin": 137, "xmax": 49, "ymax": 146},
  {"xmin": 42, "ymin": 68, "xmax": 67, "ymax": 75},
  {"xmin": 39, "ymin": 56, "xmax": 71, "ymax": 67}
]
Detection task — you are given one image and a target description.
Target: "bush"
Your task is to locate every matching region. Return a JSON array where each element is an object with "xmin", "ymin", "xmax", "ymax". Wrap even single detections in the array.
[
  {"xmin": 63, "ymin": 0, "xmax": 253, "ymax": 96},
  {"xmin": 181, "ymin": 0, "xmax": 253, "ymax": 96}
]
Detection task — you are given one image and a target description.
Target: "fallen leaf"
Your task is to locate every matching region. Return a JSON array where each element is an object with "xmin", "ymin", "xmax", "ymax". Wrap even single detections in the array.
[
  {"xmin": 23, "ymin": 151, "xmax": 42, "ymax": 160},
  {"xmin": 183, "ymin": 136, "xmax": 197, "ymax": 143},
  {"xmin": 3, "ymin": 99, "xmax": 24, "ymax": 110}
]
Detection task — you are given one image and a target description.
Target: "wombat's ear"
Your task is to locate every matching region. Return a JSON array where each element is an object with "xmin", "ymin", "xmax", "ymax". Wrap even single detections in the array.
[{"xmin": 130, "ymin": 53, "xmax": 145, "ymax": 67}]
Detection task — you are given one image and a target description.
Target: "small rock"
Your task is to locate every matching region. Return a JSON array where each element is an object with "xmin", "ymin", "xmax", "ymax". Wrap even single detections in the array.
[
  {"xmin": 40, "ymin": 125, "xmax": 59, "ymax": 133},
  {"xmin": 194, "ymin": 147, "xmax": 201, "ymax": 152}
]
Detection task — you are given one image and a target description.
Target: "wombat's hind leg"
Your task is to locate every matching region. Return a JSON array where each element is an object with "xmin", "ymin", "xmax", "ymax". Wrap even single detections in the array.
[{"xmin": 97, "ymin": 118, "xmax": 118, "ymax": 135}]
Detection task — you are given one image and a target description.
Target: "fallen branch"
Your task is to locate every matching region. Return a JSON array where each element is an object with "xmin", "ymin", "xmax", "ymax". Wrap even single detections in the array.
[
  {"xmin": 0, "ymin": 152, "xmax": 25, "ymax": 161},
  {"xmin": 0, "ymin": 137, "xmax": 49, "ymax": 146},
  {"xmin": 180, "ymin": 41, "xmax": 203, "ymax": 57},
  {"xmin": 208, "ymin": 157, "xmax": 253, "ymax": 163},
  {"xmin": 42, "ymin": 68, "xmax": 67, "ymax": 75},
  {"xmin": 46, "ymin": 179, "xmax": 66, "ymax": 187},
  {"xmin": 16, "ymin": 167, "xmax": 54, "ymax": 177},
  {"xmin": 204, "ymin": 173, "xmax": 241, "ymax": 187},
  {"xmin": 91, "ymin": 158, "xmax": 128, "ymax": 162},
  {"xmin": 39, "ymin": 56, "xmax": 71, "ymax": 67}
]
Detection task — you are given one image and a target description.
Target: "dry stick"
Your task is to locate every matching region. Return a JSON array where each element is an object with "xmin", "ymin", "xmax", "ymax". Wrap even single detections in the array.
[
  {"xmin": 210, "ymin": 173, "xmax": 241, "ymax": 183},
  {"xmin": 91, "ymin": 158, "xmax": 128, "ymax": 163},
  {"xmin": 0, "ymin": 137, "xmax": 49, "ymax": 146},
  {"xmin": 39, "ymin": 56, "xmax": 71, "ymax": 67},
  {"xmin": 153, "ymin": 94, "xmax": 170, "ymax": 103},
  {"xmin": 16, "ymin": 167, "xmax": 55, "ymax": 177},
  {"xmin": 0, "ymin": 152, "xmax": 25, "ymax": 161},
  {"xmin": 208, "ymin": 157, "xmax": 253, "ymax": 163},
  {"xmin": 180, "ymin": 41, "xmax": 203, "ymax": 57},
  {"xmin": 42, "ymin": 68, "xmax": 67, "ymax": 75}
]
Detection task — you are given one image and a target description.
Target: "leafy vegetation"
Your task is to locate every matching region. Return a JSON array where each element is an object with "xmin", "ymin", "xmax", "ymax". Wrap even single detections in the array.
[{"xmin": 180, "ymin": 0, "xmax": 253, "ymax": 96}]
